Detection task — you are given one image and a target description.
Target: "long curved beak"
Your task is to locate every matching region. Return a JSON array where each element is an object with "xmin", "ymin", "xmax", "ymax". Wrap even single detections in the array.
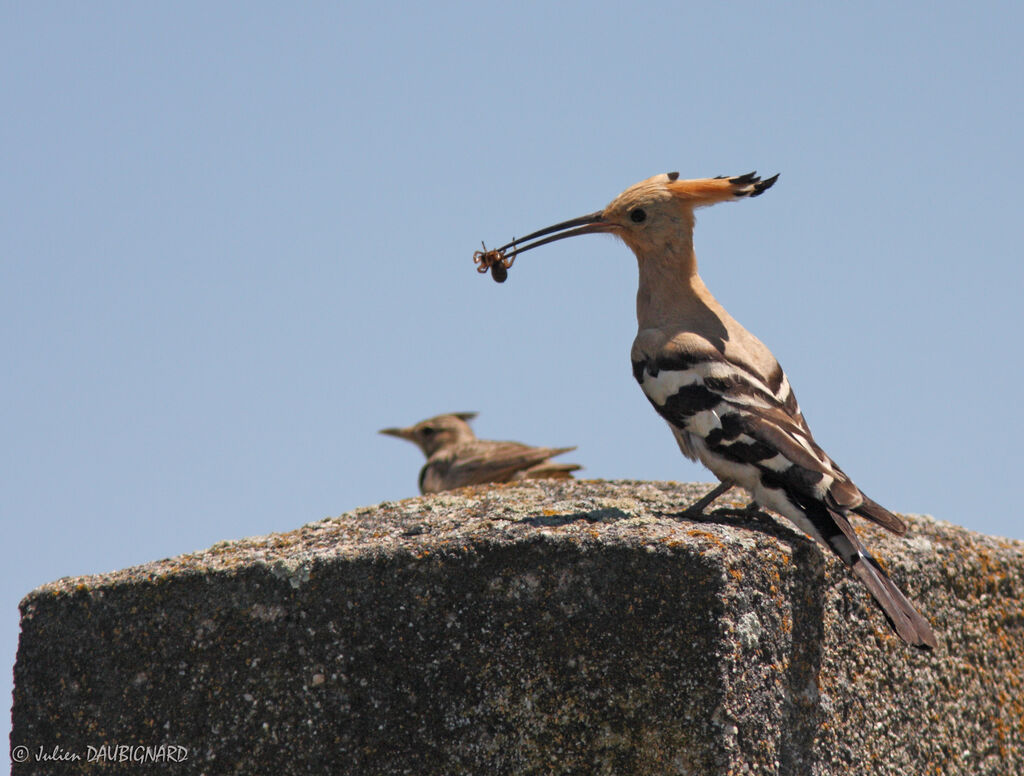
[{"xmin": 497, "ymin": 210, "xmax": 614, "ymax": 260}]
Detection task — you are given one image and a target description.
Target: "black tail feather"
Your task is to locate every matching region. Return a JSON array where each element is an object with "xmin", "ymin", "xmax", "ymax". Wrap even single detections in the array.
[
  {"xmin": 851, "ymin": 551, "xmax": 937, "ymax": 649},
  {"xmin": 852, "ymin": 495, "xmax": 908, "ymax": 536},
  {"xmin": 821, "ymin": 506, "xmax": 936, "ymax": 648}
]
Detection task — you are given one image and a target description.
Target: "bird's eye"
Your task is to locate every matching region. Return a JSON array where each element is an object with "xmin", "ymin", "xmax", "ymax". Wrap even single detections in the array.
[
  {"xmin": 420, "ymin": 427, "xmax": 435, "ymax": 436},
  {"xmin": 630, "ymin": 208, "xmax": 647, "ymax": 223}
]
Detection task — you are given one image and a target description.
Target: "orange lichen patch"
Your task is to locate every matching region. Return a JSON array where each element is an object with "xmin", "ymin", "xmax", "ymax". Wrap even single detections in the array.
[
  {"xmin": 727, "ymin": 567, "xmax": 744, "ymax": 582},
  {"xmin": 685, "ymin": 529, "xmax": 727, "ymax": 551}
]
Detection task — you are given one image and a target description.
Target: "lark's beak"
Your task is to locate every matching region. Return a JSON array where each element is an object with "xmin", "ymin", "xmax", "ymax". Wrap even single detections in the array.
[
  {"xmin": 379, "ymin": 427, "xmax": 413, "ymax": 441},
  {"xmin": 496, "ymin": 211, "xmax": 614, "ymax": 261}
]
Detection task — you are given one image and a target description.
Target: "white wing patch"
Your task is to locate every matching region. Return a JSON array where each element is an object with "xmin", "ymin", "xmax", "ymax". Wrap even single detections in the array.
[
  {"xmin": 640, "ymin": 368, "xmax": 701, "ymax": 405},
  {"xmin": 760, "ymin": 453, "xmax": 791, "ymax": 472},
  {"xmin": 640, "ymin": 361, "xmax": 780, "ymax": 410},
  {"xmin": 690, "ymin": 408, "xmax": 722, "ymax": 436},
  {"xmin": 686, "ymin": 434, "xmax": 762, "ymax": 493},
  {"xmin": 776, "ymin": 372, "xmax": 793, "ymax": 404},
  {"xmin": 701, "ymin": 361, "xmax": 775, "ymax": 399},
  {"xmin": 791, "ymin": 429, "xmax": 821, "ymax": 459}
]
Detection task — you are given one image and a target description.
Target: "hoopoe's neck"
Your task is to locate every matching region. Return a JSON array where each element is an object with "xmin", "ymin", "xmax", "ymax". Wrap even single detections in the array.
[
  {"xmin": 634, "ymin": 242, "xmax": 725, "ymax": 332},
  {"xmin": 633, "ymin": 241, "xmax": 782, "ymax": 383}
]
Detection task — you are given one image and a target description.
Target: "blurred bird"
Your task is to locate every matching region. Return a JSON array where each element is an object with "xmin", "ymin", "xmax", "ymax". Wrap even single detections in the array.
[
  {"xmin": 485, "ymin": 171, "xmax": 936, "ymax": 648},
  {"xmin": 380, "ymin": 412, "xmax": 581, "ymax": 494}
]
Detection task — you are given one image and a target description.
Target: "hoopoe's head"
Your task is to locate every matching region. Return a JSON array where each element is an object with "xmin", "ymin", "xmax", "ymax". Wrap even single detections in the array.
[
  {"xmin": 491, "ymin": 172, "xmax": 778, "ymax": 263},
  {"xmin": 379, "ymin": 412, "xmax": 478, "ymax": 457}
]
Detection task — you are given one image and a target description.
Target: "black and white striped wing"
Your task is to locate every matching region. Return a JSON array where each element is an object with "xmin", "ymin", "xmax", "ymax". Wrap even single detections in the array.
[
  {"xmin": 633, "ymin": 348, "xmax": 906, "ymax": 535},
  {"xmin": 634, "ymin": 346, "xmax": 934, "ymax": 647}
]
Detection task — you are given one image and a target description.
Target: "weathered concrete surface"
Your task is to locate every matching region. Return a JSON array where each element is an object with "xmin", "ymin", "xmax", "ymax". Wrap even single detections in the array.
[{"xmin": 11, "ymin": 480, "xmax": 1024, "ymax": 775}]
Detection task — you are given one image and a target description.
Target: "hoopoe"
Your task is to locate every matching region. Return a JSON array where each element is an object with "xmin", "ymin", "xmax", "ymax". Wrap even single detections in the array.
[
  {"xmin": 483, "ymin": 172, "xmax": 937, "ymax": 649},
  {"xmin": 380, "ymin": 412, "xmax": 581, "ymax": 494}
]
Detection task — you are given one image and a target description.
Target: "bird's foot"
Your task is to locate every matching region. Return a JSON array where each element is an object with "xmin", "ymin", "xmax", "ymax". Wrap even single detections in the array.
[
  {"xmin": 712, "ymin": 499, "xmax": 762, "ymax": 514},
  {"xmin": 682, "ymin": 482, "xmax": 733, "ymax": 516}
]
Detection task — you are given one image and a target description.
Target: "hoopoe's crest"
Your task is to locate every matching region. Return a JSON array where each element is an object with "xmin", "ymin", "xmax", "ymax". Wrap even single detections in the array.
[{"xmin": 481, "ymin": 171, "xmax": 937, "ymax": 649}]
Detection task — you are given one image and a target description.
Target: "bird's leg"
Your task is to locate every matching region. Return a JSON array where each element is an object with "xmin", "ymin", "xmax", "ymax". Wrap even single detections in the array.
[{"xmin": 683, "ymin": 482, "xmax": 733, "ymax": 516}]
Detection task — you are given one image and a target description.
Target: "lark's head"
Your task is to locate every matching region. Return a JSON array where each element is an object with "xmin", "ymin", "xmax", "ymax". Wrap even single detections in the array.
[
  {"xmin": 487, "ymin": 171, "xmax": 778, "ymax": 265},
  {"xmin": 379, "ymin": 412, "xmax": 478, "ymax": 457}
]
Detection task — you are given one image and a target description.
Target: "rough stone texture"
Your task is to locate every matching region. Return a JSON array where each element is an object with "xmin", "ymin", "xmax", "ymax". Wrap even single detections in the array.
[{"xmin": 11, "ymin": 479, "xmax": 1024, "ymax": 775}]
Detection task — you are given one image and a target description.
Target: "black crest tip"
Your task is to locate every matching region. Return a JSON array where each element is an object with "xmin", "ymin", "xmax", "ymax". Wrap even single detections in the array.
[
  {"xmin": 749, "ymin": 173, "xmax": 780, "ymax": 197},
  {"xmin": 728, "ymin": 171, "xmax": 759, "ymax": 185}
]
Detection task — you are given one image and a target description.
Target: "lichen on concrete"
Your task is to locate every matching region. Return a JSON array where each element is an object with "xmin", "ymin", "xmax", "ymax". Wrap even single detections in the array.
[{"xmin": 11, "ymin": 479, "xmax": 1024, "ymax": 774}]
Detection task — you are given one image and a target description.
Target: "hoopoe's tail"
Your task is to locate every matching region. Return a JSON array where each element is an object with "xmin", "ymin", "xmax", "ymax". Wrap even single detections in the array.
[{"xmin": 850, "ymin": 549, "xmax": 938, "ymax": 649}]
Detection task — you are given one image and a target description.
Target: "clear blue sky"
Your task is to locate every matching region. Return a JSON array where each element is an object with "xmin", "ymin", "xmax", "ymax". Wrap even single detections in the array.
[{"xmin": 4, "ymin": 2, "xmax": 1022, "ymax": 744}]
